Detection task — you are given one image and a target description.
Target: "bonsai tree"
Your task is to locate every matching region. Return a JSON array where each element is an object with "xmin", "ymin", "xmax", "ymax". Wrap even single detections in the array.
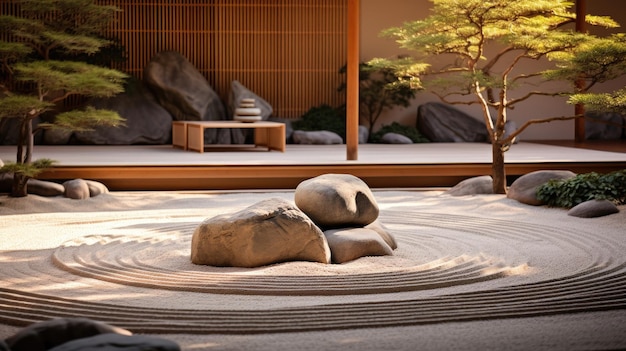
[
  {"xmin": 370, "ymin": 0, "xmax": 626, "ymax": 193},
  {"xmin": 0, "ymin": 0, "xmax": 128, "ymax": 197},
  {"xmin": 339, "ymin": 63, "xmax": 417, "ymax": 137}
]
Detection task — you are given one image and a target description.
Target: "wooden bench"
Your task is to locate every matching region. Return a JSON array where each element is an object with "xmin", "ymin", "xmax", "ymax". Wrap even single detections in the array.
[{"xmin": 172, "ymin": 120, "xmax": 286, "ymax": 153}]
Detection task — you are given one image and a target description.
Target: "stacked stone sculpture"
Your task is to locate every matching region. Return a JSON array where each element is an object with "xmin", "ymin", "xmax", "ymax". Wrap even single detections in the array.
[
  {"xmin": 233, "ymin": 98, "xmax": 262, "ymax": 123},
  {"xmin": 191, "ymin": 173, "xmax": 397, "ymax": 267}
]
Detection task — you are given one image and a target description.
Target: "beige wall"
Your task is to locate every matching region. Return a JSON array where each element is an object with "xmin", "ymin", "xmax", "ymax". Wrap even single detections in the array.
[{"xmin": 361, "ymin": 0, "xmax": 626, "ymax": 140}]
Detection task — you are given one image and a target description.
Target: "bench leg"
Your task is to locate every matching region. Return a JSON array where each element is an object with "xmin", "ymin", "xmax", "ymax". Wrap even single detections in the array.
[
  {"xmin": 172, "ymin": 122, "xmax": 188, "ymax": 150},
  {"xmin": 187, "ymin": 124, "xmax": 205, "ymax": 153}
]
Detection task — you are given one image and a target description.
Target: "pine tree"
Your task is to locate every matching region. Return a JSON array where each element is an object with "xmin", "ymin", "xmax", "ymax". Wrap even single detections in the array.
[
  {"xmin": 371, "ymin": 0, "xmax": 626, "ymax": 193},
  {"xmin": 0, "ymin": 0, "xmax": 127, "ymax": 197}
]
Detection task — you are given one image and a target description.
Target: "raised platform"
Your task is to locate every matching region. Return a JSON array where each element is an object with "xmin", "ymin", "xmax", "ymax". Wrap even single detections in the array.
[{"xmin": 1, "ymin": 141, "xmax": 625, "ymax": 191}]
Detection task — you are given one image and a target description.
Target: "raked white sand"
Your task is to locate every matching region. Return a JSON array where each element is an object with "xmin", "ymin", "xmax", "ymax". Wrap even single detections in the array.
[{"xmin": 1, "ymin": 190, "xmax": 625, "ymax": 351}]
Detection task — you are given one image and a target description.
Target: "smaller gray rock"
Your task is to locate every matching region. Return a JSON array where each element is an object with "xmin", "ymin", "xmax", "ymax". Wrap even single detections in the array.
[
  {"xmin": 324, "ymin": 227, "xmax": 393, "ymax": 264},
  {"xmin": 27, "ymin": 179, "xmax": 65, "ymax": 197},
  {"xmin": 568, "ymin": 199, "xmax": 619, "ymax": 218},
  {"xmin": 381, "ymin": 132, "xmax": 413, "ymax": 144},
  {"xmin": 63, "ymin": 179, "xmax": 90, "ymax": 200},
  {"xmin": 292, "ymin": 130, "xmax": 343, "ymax": 145},
  {"xmin": 295, "ymin": 174, "xmax": 379, "ymax": 228},
  {"xmin": 507, "ymin": 170, "xmax": 576, "ymax": 206},
  {"xmin": 365, "ymin": 220, "xmax": 398, "ymax": 250},
  {"xmin": 446, "ymin": 175, "xmax": 494, "ymax": 196},
  {"xmin": 84, "ymin": 180, "xmax": 109, "ymax": 197}
]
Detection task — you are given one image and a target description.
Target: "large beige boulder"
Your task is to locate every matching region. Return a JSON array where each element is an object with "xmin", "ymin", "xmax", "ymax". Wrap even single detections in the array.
[
  {"xmin": 191, "ymin": 198, "xmax": 331, "ymax": 267},
  {"xmin": 294, "ymin": 174, "xmax": 379, "ymax": 228}
]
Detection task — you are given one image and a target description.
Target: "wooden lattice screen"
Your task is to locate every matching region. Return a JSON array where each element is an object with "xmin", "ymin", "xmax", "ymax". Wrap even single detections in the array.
[
  {"xmin": 1, "ymin": 0, "xmax": 348, "ymax": 118},
  {"xmin": 110, "ymin": 0, "xmax": 349, "ymax": 119}
]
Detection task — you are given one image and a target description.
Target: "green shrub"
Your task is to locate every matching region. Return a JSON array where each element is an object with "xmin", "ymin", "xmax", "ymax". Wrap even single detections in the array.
[
  {"xmin": 369, "ymin": 122, "xmax": 430, "ymax": 143},
  {"xmin": 292, "ymin": 104, "xmax": 346, "ymax": 141},
  {"xmin": 536, "ymin": 169, "xmax": 626, "ymax": 208}
]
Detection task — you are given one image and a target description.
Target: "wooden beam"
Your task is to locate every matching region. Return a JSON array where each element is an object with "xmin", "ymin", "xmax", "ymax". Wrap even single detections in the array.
[
  {"xmin": 346, "ymin": 0, "xmax": 360, "ymax": 160},
  {"xmin": 575, "ymin": 0, "xmax": 587, "ymax": 142}
]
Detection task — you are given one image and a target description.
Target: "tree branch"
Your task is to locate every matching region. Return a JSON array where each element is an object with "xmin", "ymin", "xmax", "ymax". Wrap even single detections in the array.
[
  {"xmin": 506, "ymin": 91, "xmax": 564, "ymax": 106},
  {"xmin": 503, "ymin": 115, "xmax": 581, "ymax": 144}
]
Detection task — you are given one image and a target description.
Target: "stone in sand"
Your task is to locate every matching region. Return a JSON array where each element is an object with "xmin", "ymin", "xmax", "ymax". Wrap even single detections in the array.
[
  {"xmin": 568, "ymin": 199, "xmax": 619, "ymax": 218},
  {"xmin": 292, "ymin": 130, "xmax": 343, "ymax": 145},
  {"xmin": 294, "ymin": 173, "xmax": 379, "ymax": 228},
  {"xmin": 381, "ymin": 132, "xmax": 413, "ymax": 144},
  {"xmin": 5, "ymin": 317, "xmax": 132, "ymax": 351},
  {"xmin": 507, "ymin": 170, "xmax": 576, "ymax": 206},
  {"xmin": 84, "ymin": 179, "xmax": 109, "ymax": 197},
  {"xmin": 191, "ymin": 197, "xmax": 331, "ymax": 267},
  {"xmin": 324, "ymin": 227, "xmax": 393, "ymax": 264},
  {"xmin": 27, "ymin": 179, "xmax": 65, "ymax": 197},
  {"xmin": 365, "ymin": 220, "xmax": 398, "ymax": 250},
  {"xmin": 63, "ymin": 179, "xmax": 91, "ymax": 200},
  {"xmin": 446, "ymin": 175, "xmax": 494, "ymax": 196}
]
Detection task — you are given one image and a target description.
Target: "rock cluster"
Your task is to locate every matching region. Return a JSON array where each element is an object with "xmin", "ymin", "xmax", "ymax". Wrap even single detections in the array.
[
  {"xmin": 191, "ymin": 174, "xmax": 397, "ymax": 267},
  {"xmin": 233, "ymin": 98, "xmax": 262, "ymax": 123},
  {"xmin": 448, "ymin": 171, "xmax": 620, "ymax": 218},
  {"xmin": 0, "ymin": 176, "xmax": 109, "ymax": 199}
]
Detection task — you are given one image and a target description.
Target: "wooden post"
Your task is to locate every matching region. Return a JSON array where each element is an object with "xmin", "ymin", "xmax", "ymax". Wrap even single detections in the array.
[
  {"xmin": 346, "ymin": 0, "xmax": 360, "ymax": 160},
  {"xmin": 575, "ymin": 0, "xmax": 586, "ymax": 142}
]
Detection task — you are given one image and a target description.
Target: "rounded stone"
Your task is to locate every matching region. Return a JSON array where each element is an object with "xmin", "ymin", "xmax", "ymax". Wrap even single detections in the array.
[
  {"xmin": 294, "ymin": 173, "xmax": 379, "ymax": 228},
  {"xmin": 507, "ymin": 170, "xmax": 576, "ymax": 206}
]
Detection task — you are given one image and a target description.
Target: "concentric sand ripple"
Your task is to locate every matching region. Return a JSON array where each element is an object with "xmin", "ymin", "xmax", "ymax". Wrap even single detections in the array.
[
  {"xmin": 50, "ymin": 220, "xmax": 526, "ymax": 296},
  {"xmin": 1, "ymin": 210, "xmax": 625, "ymax": 334}
]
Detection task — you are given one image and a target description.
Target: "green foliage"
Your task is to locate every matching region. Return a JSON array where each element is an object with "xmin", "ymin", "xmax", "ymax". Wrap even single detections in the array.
[
  {"xmin": 372, "ymin": 0, "xmax": 626, "ymax": 194},
  {"xmin": 8, "ymin": 0, "xmax": 119, "ymax": 59},
  {"xmin": 0, "ymin": 95, "xmax": 53, "ymax": 120},
  {"xmin": 544, "ymin": 34, "xmax": 626, "ymax": 86},
  {"xmin": 292, "ymin": 104, "xmax": 346, "ymax": 141},
  {"xmin": 0, "ymin": 0, "xmax": 127, "ymax": 197},
  {"xmin": 40, "ymin": 106, "xmax": 126, "ymax": 131},
  {"xmin": 369, "ymin": 122, "xmax": 430, "ymax": 143},
  {"xmin": 15, "ymin": 60, "xmax": 127, "ymax": 101},
  {"xmin": 569, "ymin": 88, "xmax": 626, "ymax": 114},
  {"xmin": 0, "ymin": 158, "xmax": 55, "ymax": 178},
  {"xmin": 536, "ymin": 170, "xmax": 626, "ymax": 208},
  {"xmin": 339, "ymin": 62, "xmax": 418, "ymax": 131}
]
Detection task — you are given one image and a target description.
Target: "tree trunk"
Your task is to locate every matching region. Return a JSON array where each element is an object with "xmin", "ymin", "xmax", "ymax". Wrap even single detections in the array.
[
  {"xmin": 11, "ymin": 173, "xmax": 28, "ymax": 197},
  {"xmin": 491, "ymin": 142, "xmax": 507, "ymax": 194},
  {"xmin": 11, "ymin": 119, "xmax": 34, "ymax": 197}
]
